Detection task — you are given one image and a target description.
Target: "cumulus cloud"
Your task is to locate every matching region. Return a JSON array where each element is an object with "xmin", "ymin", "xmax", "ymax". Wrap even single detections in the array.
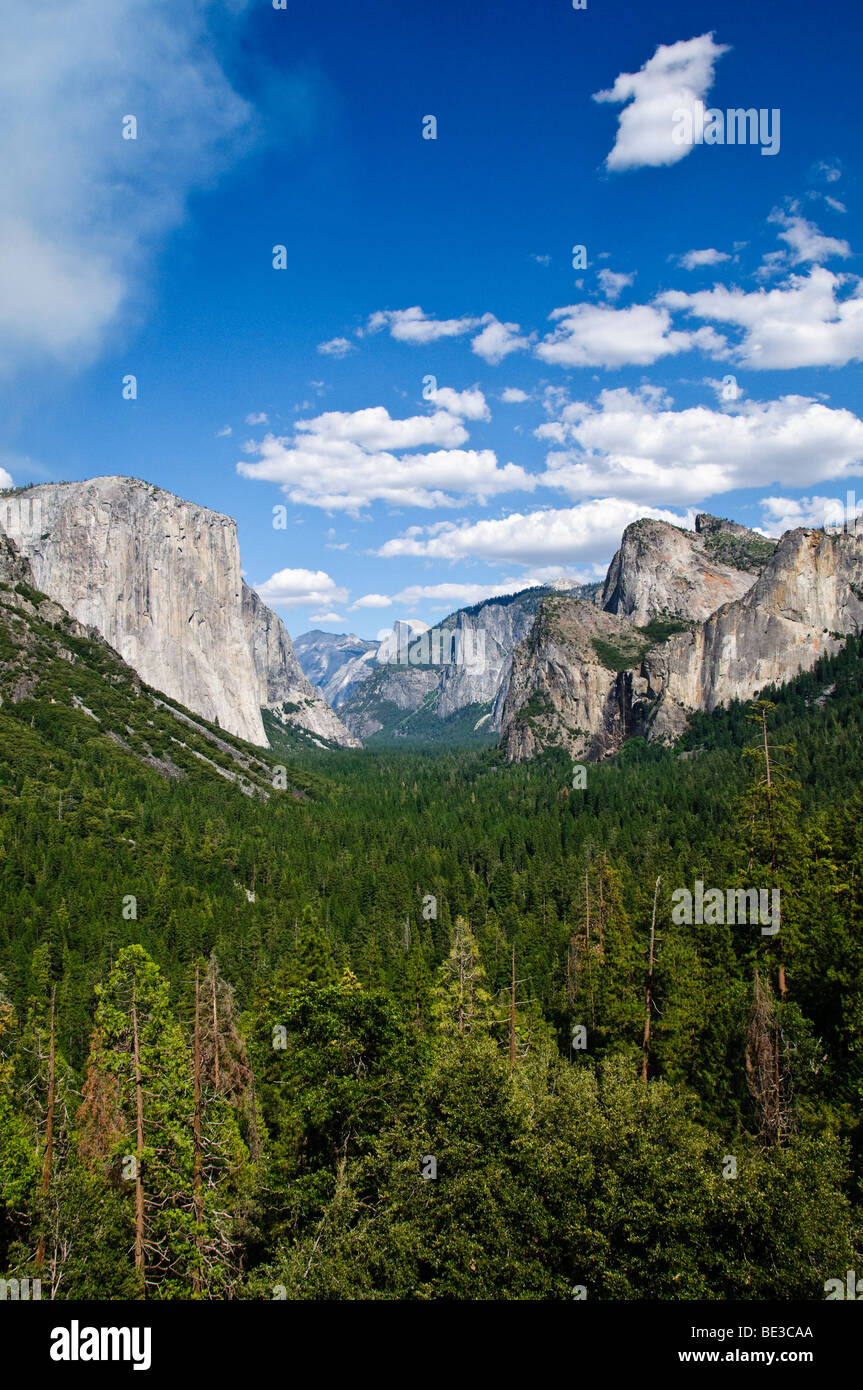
[
  {"xmin": 237, "ymin": 405, "xmax": 532, "ymax": 512},
  {"xmin": 593, "ymin": 33, "xmax": 730, "ymax": 171},
  {"xmin": 308, "ymin": 612, "xmax": 345, "ymax": 625},
  {"xmin": 317, "ymin": 336, "xmax": 354, "ymax": 358},
  {"xmin": 0, "ymin": 468, "xmax": 14, "ymax": 489},
  {"xmin": 759, "ymin": 494, "xmax": 857, "ymax": 535},
  {"xmin": 216, "ymin": 425, "xmax": 232, "ymax": 437},
  {"xmin": 471, "ymin": 315, "xmax": 532, "ymax": 364},
  {"xmin": 660, "ymin": 267, "xmax": 863, "ymax": 369},
  {"xmin": 0, "ymin": 0, "xmax": 252, "ymax": 372},
  {"xmin": 350, "ymin": 593, "xmax": 393, "ymax": 609},
  {"xmin": 245, "ymin": 412, "xmax": 269, "ymax": 426},
  {"xmin": 535, "ymin": 302, "xmax": 724, "ymax": 368},
  {"xmin": 501, "ymin": 388, "xmax": 529, "ymax": 403},
  {"xmin": 377, "ymin": 499, "xmax": 692, "ymax": 567},
  {"xmin": 768, "ymin": 210, "xmax": 852, "ymax": 265},
  {"xmin": 367, "ymin": 306, "xmax": 479, "ymax": 344},
  {"xmin": 536, "ymin": 386, "xmax": 863, "ymax": 503},
  {"xmin": 679, "ymin": 248, "xmax": 731, "ymax": 270},
  {"xmin": 423, "ymin": 385, "xmax": 490, "ymax": 420},
  {"xmin": 253, "ymin": 568, "xmax": 349, "ymax": 610}
]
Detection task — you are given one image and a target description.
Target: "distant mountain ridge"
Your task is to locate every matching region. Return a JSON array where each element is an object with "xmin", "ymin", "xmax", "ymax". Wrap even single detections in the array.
[
  {"xmin": 5, "ymin": 477, "xmax": 851, "ymax": 764},
  {"xmin": 295, "ymin": 513, "xmax": 781, "ymax": 748}
]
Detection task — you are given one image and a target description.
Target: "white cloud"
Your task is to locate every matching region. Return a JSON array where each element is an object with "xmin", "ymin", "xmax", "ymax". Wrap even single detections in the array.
[
  {"xmin": 759, "ymin": 494, "xmax": 857, "ymax": 535},
  {"xmin": 593, "ymin": 33, "xmax": 729, "ymax": 171},
  {"xmin": 377, "ymin": 499, "xmax": 692, "ymax": 566},
  {"xmin": 660, "ymin": 267, "xmax": 863, "ymax": 369},
  {"xmin": 308, "ymin": 612, "xmax": 345, "ymax": 625},
  {"xmin": 501, "ymin": 388, "xmax": 529, "ymax": 403},
  {"xmin": 0, "ymin": 1, "xmax": 251, "ymax": 372},
  {"xmin": 367, "ymin": 306, "xmax": 479, "ymax": 344},
  {"xmin": 535, "ymin": 302, "xmax": 724, "ymax": 368},
  {"xmin": 245, "ymin": 412, "xmax": 269, "ymax": 426},
  {"xmin": 391, "ymin": 581, "xmax": 517, "ymax": 607},
  {"xmin": 825, "ymin": 196, "xmax": 847, "ymax": 214},
  {"xmin": 471, "ymin": 314, "xmax": 532, "ymax": 363},
  {"xmin": 317, "ymin": 336, "xmax": 354, "ymax": 358},
  {"xmin": 536, "ymin": 386, "xmax": 863, "ymax": 503},
  {"xmin": 0, "ymin": 468, "xmax": 14, "ymax": 489},
  {"xmin": 253, "ymin": 568, "xmax": 349, "ymax": 610},
  {"xmin": 301, "ymin": 406, "xmax": 468, "ymax": 452},
  {"xmin": 679, "ymin": 248, "xmax": 731, "ymax": 270},
  {"xmin": 597, "ymin": 269, "xmax": 635, "ymax": 301},
  {"xmin": 238, "ymin": 405, "xmax": 533, "ymax": 511},
  {"xmin": 768, "ymin": 211, "xmax": 852, "ymax": 265},
  {"xmin": 424, "ymin": 385, "xmax": 490, "ymax": 420},
  {"xmin": 351, "ymin": 593, "xmax": 393, "ymax": 608},
  {"xmin": 216, "ymin": 425, "xmax": 232, "ymax": 437}
]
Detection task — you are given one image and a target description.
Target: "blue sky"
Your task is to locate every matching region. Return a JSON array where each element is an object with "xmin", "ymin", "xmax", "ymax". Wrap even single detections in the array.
[{"xmin": 2, "ymin": 0, "xmax": 862, "ymax": 638}]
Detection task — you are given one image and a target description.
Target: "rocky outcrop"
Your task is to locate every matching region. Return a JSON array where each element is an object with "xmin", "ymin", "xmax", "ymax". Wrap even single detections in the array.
[
  {"xmin": 0, "ymin": 478, "xmax": 358, "ymax": 748},
  {"xmin": 598, "ymin": 514, "xmax": 774, "ymax": 625},
  {"xmin": 499, "ymin": 596, "xmax": 642, "ymax": 762},
  {"xmin": 241, "ymin": 586, "xmax": 360, "ymax": 746},
  {"xmin": 640, "ymin": 527, "xmax": 863, "ymax": 742},
  {"xmin": 500, "ymin": 526, "xmax": 863, "ymax": 762}
]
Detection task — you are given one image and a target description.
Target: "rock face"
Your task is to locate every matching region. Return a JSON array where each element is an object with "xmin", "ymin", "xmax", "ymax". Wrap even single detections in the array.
[
  {"xmin": 639, "ymin": 527, "xmax": 863, "ymax": 742},
  {"xmin": 598, "ymin": 514, "xmax": 774, "ymax": 624},
  {"xmin": 500, "ymin": 525, "xmax": 863, "ymax": 761},
  {"xmin": 0, "ymin": 478, "xmax": 358, "ymax": 748},
  {"xmin": 293, "ymin": 630, "xmax": 380, "ymax": 708},
  {"xmin": 335, "ymin": 595, "xmax": 544, "ymax": 739},
  {"xmin": 499, "ymin": 597, "xmax": 642, "ymax": 762}
]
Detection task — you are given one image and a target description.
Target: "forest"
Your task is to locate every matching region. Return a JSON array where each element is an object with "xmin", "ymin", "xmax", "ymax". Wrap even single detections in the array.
[{"xmin": 1, "ymin": 588, "xmax": 863, "ymax": 1299}]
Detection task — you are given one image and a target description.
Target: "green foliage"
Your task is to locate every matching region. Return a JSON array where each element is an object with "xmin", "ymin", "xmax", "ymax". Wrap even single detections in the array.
[{"xmin": 1, "ymin": 592, "xmax": 863, "ymax": 1298}]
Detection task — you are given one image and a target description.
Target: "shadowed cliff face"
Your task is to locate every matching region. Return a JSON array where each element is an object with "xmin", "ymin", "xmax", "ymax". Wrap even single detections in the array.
[
  {"xmin": 0, "ymin": 477, "xmax": 358, "ymax": 749},
  {"xmin": 500, "ymin": 526, "xmax": 863, "ymax": 763}
]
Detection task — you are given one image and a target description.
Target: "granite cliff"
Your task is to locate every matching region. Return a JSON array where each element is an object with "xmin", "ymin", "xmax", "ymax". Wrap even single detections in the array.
[
  {"xmin": 0, "ymin": 478, "xmax": 358, "ymax": 749},
  {"xmin": 500, "ymin": 521, "xmax": 863, "ymax": 761}
]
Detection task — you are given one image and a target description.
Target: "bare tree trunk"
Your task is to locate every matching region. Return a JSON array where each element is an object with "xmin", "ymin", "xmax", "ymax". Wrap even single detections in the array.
[
  {"xmin": 746, "ymin": 969, "xmax": 785, "ymax": 1145},
  {"xmin": 641, "ymin": 877, "xmax": 661, "ymax": 1083},
  {"xmin": 35, "ymin": 986, "xmax": 56, "ymax": 1270},
  {"xmin": 131, "ymin": 978, "xmax": 146, "ymax": 1282}
]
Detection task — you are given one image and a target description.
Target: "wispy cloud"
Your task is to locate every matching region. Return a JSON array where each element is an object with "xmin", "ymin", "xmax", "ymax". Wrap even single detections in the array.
[{"xmin": 0, "ymin": 0, "xmax": 252, "ymax": 372}]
